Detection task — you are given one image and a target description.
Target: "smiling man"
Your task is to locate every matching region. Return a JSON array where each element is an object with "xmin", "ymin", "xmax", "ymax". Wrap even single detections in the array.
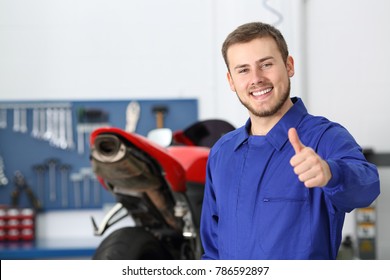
[{"xmin": 200, "ymin": 22, "xmax": 380, "ymax": 259}]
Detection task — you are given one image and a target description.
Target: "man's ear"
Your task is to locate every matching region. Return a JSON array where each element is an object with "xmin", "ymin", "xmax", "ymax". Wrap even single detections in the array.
[
  {"xmin": 227, "ymin": 71, "xmax": 236, "ymax": 92},
  {"xmin": 286, "ymin": 56, "xmax": 295, "ymax": 77}
]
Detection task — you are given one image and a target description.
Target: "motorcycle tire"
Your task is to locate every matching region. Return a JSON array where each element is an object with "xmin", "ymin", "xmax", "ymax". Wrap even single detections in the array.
[{"xmin": 92, "ymin": 227, "xmax": 174, "ymax": 260}]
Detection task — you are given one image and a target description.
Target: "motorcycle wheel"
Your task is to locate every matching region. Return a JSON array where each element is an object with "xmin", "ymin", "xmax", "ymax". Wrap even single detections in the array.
[{"xmin": 92, "ymin": 227, "xmax": 174, "ymax": 260}]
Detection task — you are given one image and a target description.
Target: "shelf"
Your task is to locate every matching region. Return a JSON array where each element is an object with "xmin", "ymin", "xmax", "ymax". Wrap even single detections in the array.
[{"xmin": 0, "ymin": 238, "xmax": 100, "ymax": 259}]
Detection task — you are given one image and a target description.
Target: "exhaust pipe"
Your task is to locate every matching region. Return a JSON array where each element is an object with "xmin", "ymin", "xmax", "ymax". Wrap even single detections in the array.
[
  {"xmin": 90, "ymin": 133, "xmax": 181, "ymax": 231},
  {"xmin": 91, "ymin": 134, "xmax": 161, "ymax": 193},
  {"xmin": 92, "ymin": 134, "xmax": 127, "ymax": 163}
]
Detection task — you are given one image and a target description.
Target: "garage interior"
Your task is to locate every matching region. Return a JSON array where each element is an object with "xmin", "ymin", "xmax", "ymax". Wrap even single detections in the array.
[{"xmin": 0, "ymin": 0, "xmax": 389, "ymax": 260}]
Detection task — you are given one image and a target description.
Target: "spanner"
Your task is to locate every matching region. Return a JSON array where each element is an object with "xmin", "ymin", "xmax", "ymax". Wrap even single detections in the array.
[{"xmin": 46, "ymin": 158, "xmax": 58, "ymax": 202}]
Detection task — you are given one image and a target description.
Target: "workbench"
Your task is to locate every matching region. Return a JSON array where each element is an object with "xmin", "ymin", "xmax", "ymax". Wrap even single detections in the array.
[{"xmin": 0, "ymin": 238, "xmax": 100, "ymax": 259}]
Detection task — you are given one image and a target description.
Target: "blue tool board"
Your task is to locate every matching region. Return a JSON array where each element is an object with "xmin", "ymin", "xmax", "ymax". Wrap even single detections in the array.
[{"xmin": 0, "ymin": 99, "xmax": 198, "ymax": 211}]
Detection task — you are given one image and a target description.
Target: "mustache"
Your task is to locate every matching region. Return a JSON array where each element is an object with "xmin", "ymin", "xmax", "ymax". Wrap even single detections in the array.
[{"xmin": 249, "ymin": 83, "xmax": 273, "ymax": 92}]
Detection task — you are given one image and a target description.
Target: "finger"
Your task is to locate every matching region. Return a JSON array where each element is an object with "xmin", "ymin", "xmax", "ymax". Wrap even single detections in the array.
[
  {"xmin": 291, "ymin": 147, "xmax": 317, "ymax": 167},
  {"xmin": 297, "ymin": 160, "xmax": 331, "ymax": 188},
  {"xmin": 288, "ymin": 127, "xmax": 305, "ymax": 154},
  {"xmin": 297, "ymin": 167, "xmax": 318, "ymax": 183},
  {"xmin": 303, "ymin": 176, "xmax": 324, "ymax": 188},
  {"xmin": 293, "ymin": 161, "xmax": 312, "ymax": 175}
]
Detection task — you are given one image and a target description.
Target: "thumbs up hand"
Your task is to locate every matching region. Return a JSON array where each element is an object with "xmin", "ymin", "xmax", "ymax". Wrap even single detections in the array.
[{"xmin": 288, "ymin": 128, "xmax": 332, "ymax": 188}]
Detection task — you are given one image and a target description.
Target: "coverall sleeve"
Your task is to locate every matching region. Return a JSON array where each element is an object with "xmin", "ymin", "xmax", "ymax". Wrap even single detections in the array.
[
  {"xmin": 200, "ymin": 158, "xmax": 219, "ymax": 260},
  {"xmin": 320, "ymin": 126, "xmax": 380, "ymax": 212}
]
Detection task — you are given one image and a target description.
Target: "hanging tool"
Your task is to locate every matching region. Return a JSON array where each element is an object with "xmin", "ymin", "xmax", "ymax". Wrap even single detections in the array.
[
  {"xmin": 32, "ymin": 164, "xmax": 46, "ymax": 207},
  {"xmin": 13, "ymin": 107, "xmax": 20, "ymax": 132},
  {"xmin": 0, "ymin": 155, "xmax": 8, "ymax": 186},
  {"xmin": 0, "ymin": 108, "xmax": 7, "ymax": 129},
  {"xmin": 57, "ymin": 108, "xmax": 68, "ymax": 149},
  {"xmin": 60, "ymin": 164, "xmax": 71, "ymax": 208},
  {"xmin": 19, "ymin": 107, "xmax": 27, "ymax": 133},
  {"xmin": 65, "ymin": 107, "xmax": 74, "ymax": 149},
  {"xmin": 77, "ymin": 124, "xmax": 85, "ymax": 154},
  {"xmin": 43, "ymin": 108, "xmax": 53, "ymax": 141},
  {"xmin": 38, "ymin": 107, "xmax": 46, "ymax": 139},
  {"xmin": 31, "ymin": 108, "xmax": 40, "ymax": 138},
  {"xmin": 11, "ymin": 171, "xmax": 41, "ymax": 210},
  {"xmin": 125, "ymin": 101, "xmax": 140, "ymax": 133},
  {"xmin": 152, "ymin": 105, "xmax": 168, "ymax": 128},
  {"xmin": 46, "ymin": 158, "xmax": 58, "ymax": 202},
  {"xmin": 91, "ymin": 173, "xmax": 101, "ymax": 206},
  {"xmin": 77, "ymin": 107, "xmax": 109, "ymax": 154},
  {"xmin": 70, "ymin": 173, "xmax": 82, "ymax": 208},
  {"xmin": 49, "ymin": 108, "xmax": 60, "ymax": 147},
  {"xmin": 80, "ymin": 167, "xmax": 92, "ymax": 206}
]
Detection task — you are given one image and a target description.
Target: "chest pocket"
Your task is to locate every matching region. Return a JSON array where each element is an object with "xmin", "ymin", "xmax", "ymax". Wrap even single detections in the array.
[{"xmin": 256, "ymin": 157, "xmax": 312, "ymax": 256}]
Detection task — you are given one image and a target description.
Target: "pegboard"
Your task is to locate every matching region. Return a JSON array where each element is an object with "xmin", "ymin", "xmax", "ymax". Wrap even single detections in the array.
[{"xmin": 0, "ymin": 99, "xmax": 198, "ymax": 211}]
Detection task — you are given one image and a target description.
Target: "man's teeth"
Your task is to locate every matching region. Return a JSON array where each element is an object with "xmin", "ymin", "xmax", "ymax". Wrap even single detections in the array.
[{"xmin": 252, "ymin": 88, "xmax": 272, "ymax": 96}]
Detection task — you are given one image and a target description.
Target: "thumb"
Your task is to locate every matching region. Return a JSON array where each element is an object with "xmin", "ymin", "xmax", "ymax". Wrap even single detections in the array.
[{"xmin": 288, "ymin": 127, "xmax": 305, "ymax": 153}]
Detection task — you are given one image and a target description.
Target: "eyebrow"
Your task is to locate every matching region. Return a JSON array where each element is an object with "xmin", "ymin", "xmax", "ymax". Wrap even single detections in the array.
[{"xmin": 233, "ymin": 56, "xmax": 274, "ymax": 71}]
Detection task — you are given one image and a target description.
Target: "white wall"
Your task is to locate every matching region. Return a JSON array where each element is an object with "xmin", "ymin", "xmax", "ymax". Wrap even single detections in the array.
[
  {"xmin": 2, "ymin": 0, "xmax": 389, "ymax": 147},
  {"xmin": 1, "ymin": 0, "xmax": 388, "ymax": 258},
  {"xmin": 306, "ymin": 0, "xmax": 390, "ymax": 152},
  {"xmin": 0, "ymin": 0, "xmax": 303, "ymax": 128},
  {"xmin": 305, "ymin": 0, "xmax": 390, "ymax": 258}
]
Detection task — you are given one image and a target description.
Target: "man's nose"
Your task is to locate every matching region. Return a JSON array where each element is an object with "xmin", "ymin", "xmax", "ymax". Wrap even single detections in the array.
[{"xmin": 251, "ymin": 68, "xmax": 264, "ymax": 85}]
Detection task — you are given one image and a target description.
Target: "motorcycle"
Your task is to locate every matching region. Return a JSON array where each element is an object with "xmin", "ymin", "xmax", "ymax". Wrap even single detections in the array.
[{"xmin": 89, "ymin": 119, "xmax": 235, "ymax": 260}]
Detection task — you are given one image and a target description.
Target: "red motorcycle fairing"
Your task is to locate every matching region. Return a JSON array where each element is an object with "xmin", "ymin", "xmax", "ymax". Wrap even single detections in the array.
[
  {"xmin": 90, "ymin": 127, "xmax": 191, "ymax": 193},
  {"xmin": 167, "ymin": 146, "xmax": 209, "ymax": 184}
]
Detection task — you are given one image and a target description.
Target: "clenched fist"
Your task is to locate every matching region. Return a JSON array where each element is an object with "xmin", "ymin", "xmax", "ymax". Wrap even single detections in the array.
[{"xmin": 288, "ymin": 128, "xmax": 332, "ymax": 188}]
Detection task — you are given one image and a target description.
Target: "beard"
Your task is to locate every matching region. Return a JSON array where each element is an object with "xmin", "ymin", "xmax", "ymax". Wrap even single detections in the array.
[{"xmin": 237, "ymin": 79, "xmax": 291, "ymax": 118}]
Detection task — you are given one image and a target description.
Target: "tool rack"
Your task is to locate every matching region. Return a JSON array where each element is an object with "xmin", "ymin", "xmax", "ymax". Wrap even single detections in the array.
[{"xmin": 0, "ymin": 98, "xmax": 198, "ymax": 211}]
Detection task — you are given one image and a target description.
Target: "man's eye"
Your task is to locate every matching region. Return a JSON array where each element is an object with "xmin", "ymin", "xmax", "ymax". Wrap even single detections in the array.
[
  {"xmin": 238, "ymin": 68, "xmax": 248, "ymax": 74},
  {"xmin": 261, "ymin": 63, "xmax": 272, "ymax": 69}
]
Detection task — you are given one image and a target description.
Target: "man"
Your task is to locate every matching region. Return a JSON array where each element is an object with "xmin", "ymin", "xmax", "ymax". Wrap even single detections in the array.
[{"xmin": 200, "ymin": 22, "xmax": 380, "ymax": 259}]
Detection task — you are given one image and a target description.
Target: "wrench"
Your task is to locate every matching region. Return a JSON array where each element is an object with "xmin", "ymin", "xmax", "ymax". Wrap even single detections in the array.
[
  {"xmin": 80, "ymin": 167, "xmax": 92, "ymax": 206},
  {"xmin": 13, "ymin": 107, "xmax": 20, "ymax": 132},
  {"xmin": 32, "ymin": 164, "xmax": 46, "ymax": 207},
  {"xmin": 60, "ymin": 164, "xmax": 71, "ymax": 208},
  {"xmin": 39, "ymin": 107, "xmax": 46, "ymax": 139},
  {"xmin": 77, "ymin": 124, "xmax": 85, "ymax": 154},
  {"xmin": 91, "ymin": 173, "xmax": 101, "ymax": 206},
  {"xmin": 70, "ymin": 173, "xmax": 82, "ymax": 208},
  {"xmin": 46, "ymin": 159, "xmax": 58, "ymax": 202},
  {"xmin": 43, "ymin": 108, "xmax": 53, "ymax": 141},
  {"xmin": 19, "ymin": 108, "xmax": 27, "ymax": 133},
  {"xmin": 31, "ymin": 108, "xmax": 40, "ymax": 138},
  {"xmin": 50, "ymin": 108, "xmax": 60, "ymax": 147},
  {"xmin": 0, "ymin": 155, "xmax": 9, "ymax": 186},
  {"xmin": 0, "ymin": 108, "xmax": 7, "ymax": 129},
  {"xmin": 58, "ymin": 108, "xmax": 68, "ymax": 149},
  {"xmin": 65, "ymin": 107, "xmax": 74, "ymax": 149}
]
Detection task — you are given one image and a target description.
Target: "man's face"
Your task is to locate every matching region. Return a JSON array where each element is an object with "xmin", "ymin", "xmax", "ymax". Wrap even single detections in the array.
[{"xmin": 226, "ymin": 37, "xmax": 294, "ymax": 118}]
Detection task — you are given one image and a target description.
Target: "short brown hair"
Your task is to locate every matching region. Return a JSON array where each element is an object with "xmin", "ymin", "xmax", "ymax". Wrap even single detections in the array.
[{"xmin": 222, "ymin": 22, "xmax": 289, "ymax": 70}]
